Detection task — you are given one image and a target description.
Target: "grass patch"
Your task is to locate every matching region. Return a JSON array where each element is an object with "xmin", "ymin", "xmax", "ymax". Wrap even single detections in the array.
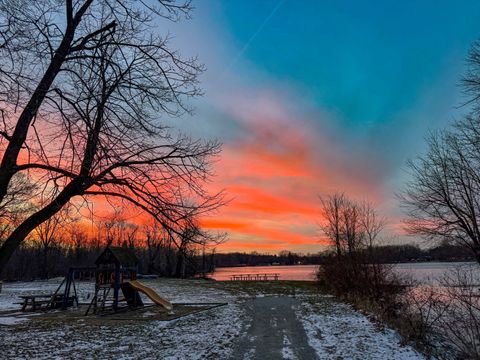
[{"xmin": 206, "ymin": 280, "xmax": 321, "ymax": 297}]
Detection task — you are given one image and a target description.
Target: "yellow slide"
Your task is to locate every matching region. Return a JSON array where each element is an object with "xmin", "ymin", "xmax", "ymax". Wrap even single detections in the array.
[{"xmin": 127, "ymin": 280, "xmax": 173, "ymax": 310}]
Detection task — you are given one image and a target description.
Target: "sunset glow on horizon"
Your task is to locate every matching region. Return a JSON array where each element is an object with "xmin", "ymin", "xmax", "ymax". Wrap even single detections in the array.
[
  {"xmin": 197, "ymin": 94, "xmax": 388, "ymax": 253},
  {"xmin": 168, "ymin": 1, "xmax": 480, "ymax": 253},
  {"xmin": 10, "ymin": 1, "xmax": 480, "ymax": 254}
]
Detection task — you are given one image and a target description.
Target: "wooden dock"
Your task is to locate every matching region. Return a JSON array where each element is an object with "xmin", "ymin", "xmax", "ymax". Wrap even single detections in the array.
[{"xmin": 230, "ymin": 273, "xmax": 280, "ymax": 281}]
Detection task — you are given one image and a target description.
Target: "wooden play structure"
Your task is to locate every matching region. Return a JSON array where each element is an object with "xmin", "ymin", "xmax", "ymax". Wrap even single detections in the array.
[
  {"xmin": 19, "ymin": 267, "xmax": 86, "ymax": 311},
  {"xmin": 17, "ymin": 245, "xmax": 172, "ymax": 315},
  {"xmin": 2, "ymin": 245, "xmax": 235, "ymax": 325},
  {"xmin": 85, "ymin": 246, "xmax": 173, "ymax": 315},
  {"xmin": 127, "ymin": 280, "xmax": 173, "ymax": 310}
]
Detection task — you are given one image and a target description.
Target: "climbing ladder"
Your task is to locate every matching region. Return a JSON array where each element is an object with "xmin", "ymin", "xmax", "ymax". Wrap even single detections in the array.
[{"xmin": 85, "ymin": 285, "xmax": 112, "ymax": 315}]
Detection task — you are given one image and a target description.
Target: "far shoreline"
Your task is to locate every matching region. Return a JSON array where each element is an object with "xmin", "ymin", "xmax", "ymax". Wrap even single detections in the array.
[{"xmin": 214, "ymin": 260, "xmax": 478, "ymax": 268}]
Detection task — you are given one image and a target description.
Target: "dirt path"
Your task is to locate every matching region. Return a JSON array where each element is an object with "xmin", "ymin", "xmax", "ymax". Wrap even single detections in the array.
[{"xmin": 230, "ymin": 296, "xmax": 318, "ymax": 360}]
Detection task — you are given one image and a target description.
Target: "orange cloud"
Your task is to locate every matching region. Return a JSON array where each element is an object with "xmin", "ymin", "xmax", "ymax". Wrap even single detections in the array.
[
  {"xmin": 6, "ymin": 89, "xmax": 389, "ymax": 254},
  {"xmin": 202, "ymin": 92, "xmax": 388, "ymax": 253}
]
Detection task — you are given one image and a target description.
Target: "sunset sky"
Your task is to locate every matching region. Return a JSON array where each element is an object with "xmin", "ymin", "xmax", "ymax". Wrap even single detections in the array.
[{"xmin": 151, "ymin": 1, "xmax": 480, "ymax": 253}]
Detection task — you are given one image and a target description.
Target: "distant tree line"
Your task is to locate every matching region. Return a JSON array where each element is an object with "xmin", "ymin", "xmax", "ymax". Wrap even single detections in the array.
[
  {"xmin": 3, "ymin": 236, "xmax": 473, "ymax": 281},
  {"xmin": 211, "ymin": 251, "xmax": 323, "ymax": 268},
  {"xmin": 366, "ymin": 243, "xmax": 474, "ymax": 263},
  {"xmin": 206, "ymin": 243, "xmax": 474, "ymax": 269},
  {"xmin": 2, "ymin": 243, "xmax": 213, "ymax": 281},
  {"xmin": 1, "ymin": 209, "xmax": 223, "ymax": 280}
]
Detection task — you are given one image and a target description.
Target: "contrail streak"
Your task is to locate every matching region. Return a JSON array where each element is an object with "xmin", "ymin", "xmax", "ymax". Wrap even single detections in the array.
[{"xmin": 225, "ymin": 0, "xmax": 286, "ymax": 72}]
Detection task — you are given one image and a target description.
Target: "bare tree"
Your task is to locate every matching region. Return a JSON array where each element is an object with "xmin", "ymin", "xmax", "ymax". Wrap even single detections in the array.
[
  {"xmin": 400, "ymin": 120, "xmax": 480, "ymax": 263},
  {"xmin": 318, "ymin": 194, "xmax": 398, "ymax": 305},
  {"xmin": 0, "ymin": 0, "xmax": 193, "ymax": 204},
  {"xmin": 342, "ymin": 200, "xmax": 363, "ymax": 253},
  {"xmin": 319, "ymin": 193, "xmax": 372, "ymax": 254},
  {"xmin": 143, "ymin": 221, "xmax": 170, "ymax": 274},
  {"xmin": 32, "ymin": 207, "xmax": 72, "ymax": 278},
  {"xmin": 66, "ymin": 223, "xmax": 89, "ymax": 263},
  {"xmin": 96, "ymin": 210, "xmax": 140, "ymax": 247},
  {"xmin": 319, "ymin": 193, "xmax": 346, "ymax": 255},
  {"xmin": 360, "ymin": 200, "xmax": 387, "ymax": 249},
  {"xmin": 173, "ymin": 218, "xmax": 224, "ymax": 278},
  {"xmin": 401, "ymin": 40, "xmax": 480, "ymax": 264},
  {"xmin": 0, "ymin": 1, "xmax": 224, "ymax": 272}
]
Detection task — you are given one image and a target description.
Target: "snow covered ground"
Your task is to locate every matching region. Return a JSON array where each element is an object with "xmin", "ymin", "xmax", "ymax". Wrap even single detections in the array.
[
  {"xmin": 295, "ymin": 295, "xmax": 423, "ymax": 359},
  {"xmin": 0, "ymin": 279, "xmax": 242, "ymax": 359},
  {"xmin": 0, "ymin": 279, "xmax": 425, "ymax": 359}
]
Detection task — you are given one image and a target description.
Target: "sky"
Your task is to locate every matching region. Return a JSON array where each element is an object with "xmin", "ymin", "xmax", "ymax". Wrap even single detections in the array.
[{"xmin": 153, "ymin": 0, "xmax": 480, "ymax": 254}]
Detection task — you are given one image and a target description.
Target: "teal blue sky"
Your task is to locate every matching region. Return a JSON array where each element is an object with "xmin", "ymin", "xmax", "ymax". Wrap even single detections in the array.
[
  {"xmin": 216, "ymin": 0, "xmax": 480, "ymax": 128},
  {"xmin": 162, "ymin": 1, "xmax": 480, "ymax": 251}
]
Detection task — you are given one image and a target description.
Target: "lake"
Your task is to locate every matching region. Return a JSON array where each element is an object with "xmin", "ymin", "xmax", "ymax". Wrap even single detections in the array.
[
  {"xmin": 393, "ymin": 261, "xmax": 479, "ymax": 284},
  {"xmin": 210, "ymin": 262, "xmax": 480, "ymax": 282},
  {"xmin": 210, "ymin": 265, "xmax": 319, "ymax": 281}
]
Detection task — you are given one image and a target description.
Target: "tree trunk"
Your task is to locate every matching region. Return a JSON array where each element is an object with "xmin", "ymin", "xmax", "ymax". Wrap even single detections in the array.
[
  {"xmin": 0, "ymin": 29, "xmax": 79, "ymax": 201},
  {"xmin": 42, "ymin": 246, "xmax": 49, "ymax": 280},
  {"xmin": 175, "ymin": 249, "xmax": 187, "ymax": 278},
  {"xmin": 474, "ymin": 245, "xmax": 480, "ymax": 264},
  {"xmin": 0, "ymin": 180, "xmax": 83, "ymax": 273}
]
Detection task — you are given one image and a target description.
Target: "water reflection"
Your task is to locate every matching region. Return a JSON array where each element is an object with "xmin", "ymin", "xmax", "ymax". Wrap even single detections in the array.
[
  {"xmin": 394, "ymin": 262, "xmax": 480, "ymax": 284},
  {"xmin": 210, "ymin": 265, "xmax": 319, "ymax": 281},
  {"xmin": 210, "ymin": 262, "xmax": 480, "ymax": 283}
]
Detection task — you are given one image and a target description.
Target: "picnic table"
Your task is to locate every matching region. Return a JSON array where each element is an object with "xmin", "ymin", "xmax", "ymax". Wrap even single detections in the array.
[
  {"xmin": 19, "ymin": 293, "xmax": 78, "ymax": 311},
  {"xmin": 230, "ymin": 273, "xmax": 280, "ymax": 281},
  {"xmin": 19, "ymin": 294, "xmax": 55, "ymax": 311}
]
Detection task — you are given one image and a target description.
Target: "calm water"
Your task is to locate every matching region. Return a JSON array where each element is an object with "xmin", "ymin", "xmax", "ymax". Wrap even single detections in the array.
[
  {"xmin": 393, "ymin": 261, "xmax": 479, "ymax": 284},
  {"xmin": 210, "ymin": 265, "xmax": 319, "ymax": 281},
  {"xmin": 210, "ymin": 262, "xmax": 480, "ymax": 283}
]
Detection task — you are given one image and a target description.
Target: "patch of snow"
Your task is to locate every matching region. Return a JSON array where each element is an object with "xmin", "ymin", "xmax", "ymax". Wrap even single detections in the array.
[
  {"xmin": 296, "ymin": 299, "xmax": 425, "ymax": 360},
  {"xmin": 281, "ymin": 332, "xmax": 297, "ymax": 360},
  {"xmin": 0, "ymin": 316, "xmax": 29, "ymax": 326},
  {"xmin": 0, "ymin": 279, "xmax": 243, "ymax": 359},
  {"xmin": 244, "ymin": 347, "xmax": 255, "ymax": 360}
]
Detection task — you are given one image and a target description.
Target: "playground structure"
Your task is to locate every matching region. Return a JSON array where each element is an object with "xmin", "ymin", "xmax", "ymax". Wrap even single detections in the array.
[
  {"xmin": 127, "ymin": 280, "xmax": 173, "ymax": 310},
  {"xmin": 18, "ymin": 266, "xmax": 90, "ymax": 311},
  {"xmin": 20, "ymin": 246, "xmax": 173, "ymax": 315},
  {"xmin": 85, "ymin": 246, "xmax": 173, "ymax": 315}
]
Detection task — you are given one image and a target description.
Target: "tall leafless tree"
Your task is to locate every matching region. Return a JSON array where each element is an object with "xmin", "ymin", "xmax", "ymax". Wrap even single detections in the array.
[
  {"xmin": 320, "ymin": 193, "xmax": 386, "ymax": 255},
  {"xmin": 143, "ymin": 221, "xmax": 170, "ymax": 274},
  {"xmin": 319, "ymin": 193, "xmax": 346, "ymax": 255},
  {"xmin": 0, "ymin": 1, "xmax": 224, "ymax": 273},
  {"xmin": 32, "ymin": 207, "xmax": 72, "ymax": 279},
  {"xmin": 320, "ymin": 193, "xmax": 377, "ymax": 254},
  {"xmin": 342, "ymin": 200, "xmax": 362, "ymax": 253},
  {"xmin": 319, "ymin": 193, "xmax": 392, "ymax": 301},
  {"xmin": 360, "ymin": 200, "xmax": 387, "ymax": 249},
  {"xmin": 400, "ymin": 39, "xmax": 480, "ymax": 264},
  {"xmin": 0, "ymin": 1, "xmax": 193, "ymax": 203},
  {"xmin": 400, "ymin": 120, "xmax": 480, "ymax": 263}
]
